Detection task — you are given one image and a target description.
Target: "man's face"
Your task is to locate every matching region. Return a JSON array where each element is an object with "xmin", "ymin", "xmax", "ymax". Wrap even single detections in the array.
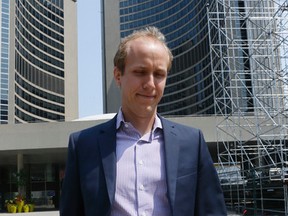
[{"xmin": 114, "ymin": 37, "xmax": 169, "ymax": 119}]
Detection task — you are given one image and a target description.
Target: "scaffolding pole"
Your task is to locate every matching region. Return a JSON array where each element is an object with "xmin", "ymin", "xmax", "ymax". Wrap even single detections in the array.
[{"xmin": 208, "ymin": 0, "xmax": 288, "ymax": 214}]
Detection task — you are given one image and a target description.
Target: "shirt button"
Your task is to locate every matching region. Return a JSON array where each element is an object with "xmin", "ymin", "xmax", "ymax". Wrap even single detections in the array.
[
  {"xmin": 139, "ymin": 160, "xmax": 144, "ymax": 165},
  {"xmin": 124, "ymin": 123, "xmax": 129, "ymax": 128},
  {"xmin": 139, "ymin": 184, "xmax": 145, "ymax": 191}
]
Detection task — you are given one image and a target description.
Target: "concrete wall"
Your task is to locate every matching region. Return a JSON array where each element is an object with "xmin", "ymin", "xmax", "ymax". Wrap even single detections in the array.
[
  {"xmin": 64, "ymin": 0, "xmax": 79, "ymax": 120},
  {"xmin": 102, "ymin": 0, "xmax": 121, "ymax": 113},
  {"xmin": 0, "ymin": 116, "xmax": 219, "ymax": 151},
  {"xmin": 0, "ymin": 115, "xmax": 258, "ymax": 165}
]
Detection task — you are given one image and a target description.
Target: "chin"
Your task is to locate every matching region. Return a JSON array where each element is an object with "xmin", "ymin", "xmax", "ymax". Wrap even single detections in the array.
[
  {"xmin": 145, "ymin": 106, "xmax": 153, "ymax": 112},
  {"xmin": 143, "ymin": 107, "xmax": 158, "ymax": 116}
]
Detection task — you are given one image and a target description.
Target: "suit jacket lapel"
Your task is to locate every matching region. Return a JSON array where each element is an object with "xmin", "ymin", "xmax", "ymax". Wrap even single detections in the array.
[
  {"xmin": 161, "ymin": 118, "xmax": 180, "ymax": 211},
  {"xmin": 98, "ymin": 117, "xmax": 117, "ymax": 205}
]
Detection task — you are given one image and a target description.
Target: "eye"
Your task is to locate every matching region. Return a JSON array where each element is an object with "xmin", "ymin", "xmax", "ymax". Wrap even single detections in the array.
[
  {"xmin": 133, "ymin": 70, "xmax": 145, "ymax": 76},
  {"xmin": 154, "ymin": 71, "xmax": 166, "ymax": 79}
]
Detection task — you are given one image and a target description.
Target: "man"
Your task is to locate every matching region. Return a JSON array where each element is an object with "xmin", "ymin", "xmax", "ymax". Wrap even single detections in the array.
[{"xmin": 60, "ymin": 26, "xmax": 227, "ymax": 216}]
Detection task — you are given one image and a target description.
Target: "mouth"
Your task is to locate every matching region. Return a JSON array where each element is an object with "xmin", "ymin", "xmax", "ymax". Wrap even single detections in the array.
[{"xmin": 137, "ymin": 94, "xmax": 156, "ymax": 100}]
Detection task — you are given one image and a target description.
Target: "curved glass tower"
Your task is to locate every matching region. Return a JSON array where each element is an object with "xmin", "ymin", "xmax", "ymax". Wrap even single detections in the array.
[
  {"xmin": 9, "ymin": 0, "xmax": 78, "ymax": 123},
  {"xmin": 0, "ymin": 0, "xmax": 10, "ymax": 124},
  {"xmin": 106, "ymin": 0, "xmax": 214, "ymax": 115}
]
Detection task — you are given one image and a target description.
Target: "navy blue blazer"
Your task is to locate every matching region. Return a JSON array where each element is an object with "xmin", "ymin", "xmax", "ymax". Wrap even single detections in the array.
[{"xmin": 60, "ymin": 115, "xmax": 227, "ymax": 216}]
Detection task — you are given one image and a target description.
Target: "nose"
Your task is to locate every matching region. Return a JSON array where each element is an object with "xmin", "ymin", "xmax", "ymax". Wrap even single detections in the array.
[{"xmin": 143, "ymin": 74, "xmax": 155, "ymax": 89}]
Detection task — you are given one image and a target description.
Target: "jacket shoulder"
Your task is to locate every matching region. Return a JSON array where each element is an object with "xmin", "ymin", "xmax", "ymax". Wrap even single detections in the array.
[
  {"xmin": 160, "ymin": 116, "xmax": 202, "ymax": 134},
  {"xmin": 70, "ymin": 117, "xmax": 116, "ymax": 142}
]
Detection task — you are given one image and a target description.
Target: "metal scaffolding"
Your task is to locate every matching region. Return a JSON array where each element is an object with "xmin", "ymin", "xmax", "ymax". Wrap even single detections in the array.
[{"xmin": 208, "ymin": 0, "xmax": 288, "ymax": 214}]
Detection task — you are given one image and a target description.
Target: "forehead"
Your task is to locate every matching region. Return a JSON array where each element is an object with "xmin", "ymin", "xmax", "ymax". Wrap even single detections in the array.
[
  {"xmin": 123, "ymin": 37, "xmax": 170, "ymax": 73},
  {"xmin": 126, "ymin": 37, "xmax": 168, "ymax": 55}
]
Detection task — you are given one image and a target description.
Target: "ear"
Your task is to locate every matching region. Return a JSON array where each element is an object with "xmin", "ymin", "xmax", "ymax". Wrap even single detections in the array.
[{"xmin": 114, "ymin": 67, "xmax": 122, "ymax": 87}]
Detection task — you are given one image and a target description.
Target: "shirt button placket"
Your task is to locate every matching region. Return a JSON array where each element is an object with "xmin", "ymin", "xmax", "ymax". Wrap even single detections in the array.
[{"xmin": 139, "ymin": 184, "xmax": 145, "ymax": 191}]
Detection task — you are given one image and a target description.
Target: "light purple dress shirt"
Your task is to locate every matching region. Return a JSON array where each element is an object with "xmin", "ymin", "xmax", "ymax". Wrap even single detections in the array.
[{"xmin": 110, "ymin": 110, "xmax": 171, "ymax": 216}]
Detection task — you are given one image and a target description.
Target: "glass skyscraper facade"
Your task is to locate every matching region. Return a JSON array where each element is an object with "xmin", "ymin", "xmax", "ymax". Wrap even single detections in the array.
[
  {"xmin": 0, "ymin": 0, "xmax": 10, "ymax": 124},
  {"xmin": 1, "ymin": 0, "xmax": 78, "ymax": 124},
  {"xmin": 14, "ymin": 0, "xmax": 65, "ymax": 123},
  {"xmin": 118, "ymin": 0, "xmax": 214, "ymax": 115}
]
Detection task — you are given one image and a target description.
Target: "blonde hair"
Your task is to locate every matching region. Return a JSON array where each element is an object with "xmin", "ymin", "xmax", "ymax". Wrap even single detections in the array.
[{"xmin": 113, "ymin": 26, "xmax": 173, "ymax": 74}]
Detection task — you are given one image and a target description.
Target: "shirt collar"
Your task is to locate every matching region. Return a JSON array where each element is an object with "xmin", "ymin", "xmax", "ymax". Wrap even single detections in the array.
[{"xmin": 116, "ymin": 108, "xmax": 162, "ymax": 132}]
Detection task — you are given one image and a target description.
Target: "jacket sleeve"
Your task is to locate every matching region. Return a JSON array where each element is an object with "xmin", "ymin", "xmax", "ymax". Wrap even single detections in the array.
[
  {"xmin": 60, "ymin": 133, "xmax": 84, "ymax": 216},
  {"xmin": 195, "ymin": 130, "xmax": 227, "ymax": 216}
]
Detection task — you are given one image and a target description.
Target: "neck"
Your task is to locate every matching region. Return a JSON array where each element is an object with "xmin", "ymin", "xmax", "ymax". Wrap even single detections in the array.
[{"xmin": 122, "ymin": 110, "xmax": 156, "ymax": 136}]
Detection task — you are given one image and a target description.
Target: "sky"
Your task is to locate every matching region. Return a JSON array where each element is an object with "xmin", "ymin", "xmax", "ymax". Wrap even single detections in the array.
[{"xmin": 77, "ymin": 0, "xmax": 103, "ymax": 118}]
